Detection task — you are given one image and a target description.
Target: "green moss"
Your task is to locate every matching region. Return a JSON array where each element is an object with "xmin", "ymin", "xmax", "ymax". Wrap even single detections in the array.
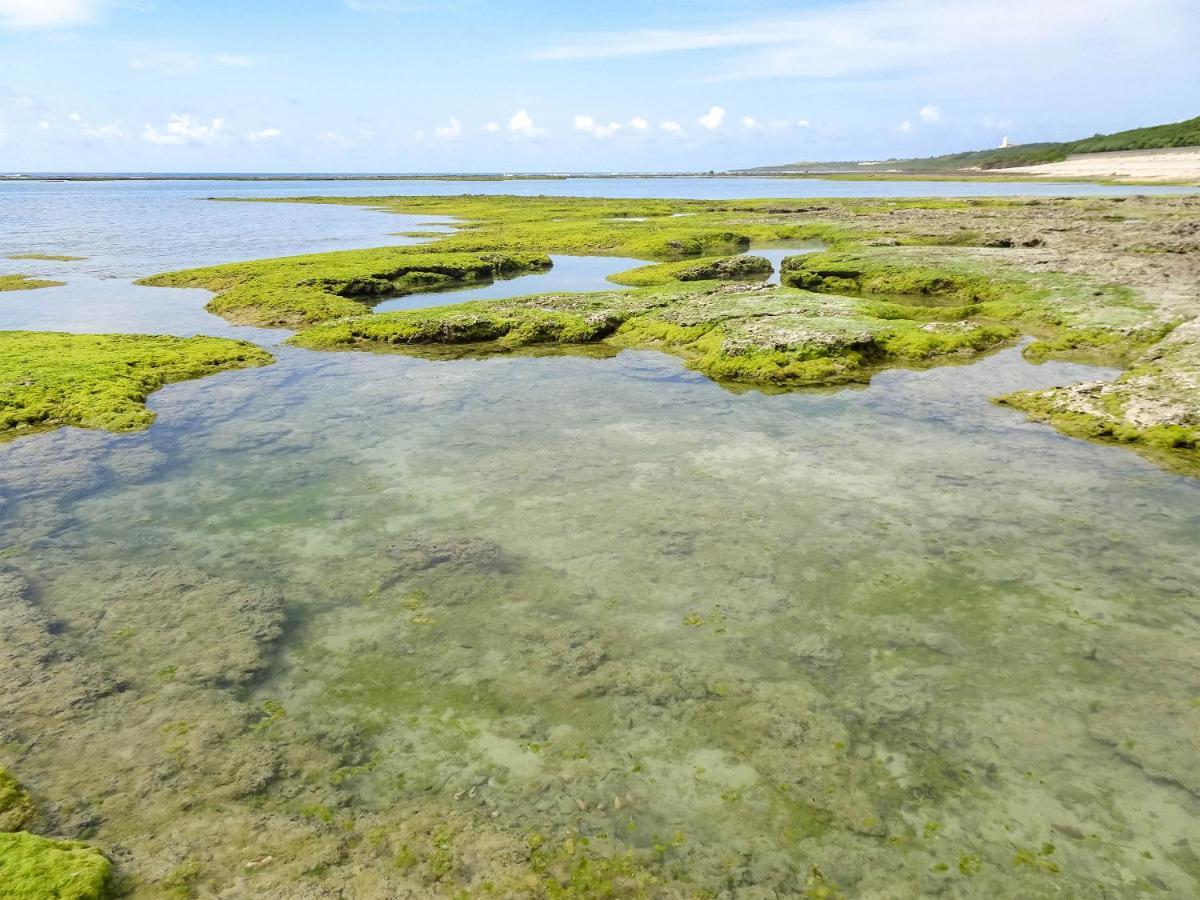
[
  {"xmin": 139, "ymin": 248, "xmax": 553, "ymax": 327},
  {"xmin": 0, "ymin": 331, "xmax": 274, "ymax": 439},
  {"xmin": 0, "ymin": 274, "xmax": 64, "ymax": 292},
  {"xmin": 0, "ymin": 769, "xmax": 34, "ymax": 832},
  {"xmin": 780, "ymin": 251, "xmax": 1007, "ymax": 304},
  {"xmin": 0, "ymin": 832, "xmax": 112, "ymax": 900}
]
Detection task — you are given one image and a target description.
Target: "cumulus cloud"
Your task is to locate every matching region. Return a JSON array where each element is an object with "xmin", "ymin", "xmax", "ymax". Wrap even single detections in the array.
[
  {"xmin": 129, "ymin": 51, "xmax": 200, "ymax": 75},
  {"xmin": 741, "ymin": 115, "xmax": 758, "ymax": 129},
  {"xmin": 796, "ymin": 118, "xmax": 811, "ymax": 127},
  {"xmin": 697, "ymin": 106, "xmax": 726, "ymax": 130},
  {"xmin": 435, "ymin": 116, "xmax": 462, "ymax": 138},
  {"xmin": 628, "ymin": 116, "xmax": 649, "ymax": 131},
  {"xmin": 659, "ymin": 120, "xmax": 684, "ymax": 135},
  {"xmin": 483, "ymin": 121, "xmax": 501, "ymax": 132},
  {"xmin": 574, "ymin": 114, "xmax": 621, "ymax": 138},
  {"xmin": 0, "ymin": 0, "xmax": 103, "ymax": 29},
  {"xmin": 142, "ymin": 114, "xmax": 226, "ymax": 145},
  {"xmin": 896, "ymin": 120, "xmax": 912, "ymax": 133},
  {"xmin": 919, "ymin": 104, "xmax": 941, "ymax": 123},
  {"xmin": 507, "ymin": 109, "xmax": 544, "ymax": 137},
  {"xmin": 247, "ymin": 127, "xmax": 282, "ymax": 142}
]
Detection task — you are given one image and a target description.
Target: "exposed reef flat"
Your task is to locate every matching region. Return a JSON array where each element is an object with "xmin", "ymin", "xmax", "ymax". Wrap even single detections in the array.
[
  {"xmin": 5, "ymin": 254, "xmax": 87, "ymax": 262},
  {"xmin": 139, "ymin": 248, "xmax": 552, "ymax": 327},
  {"xmin": 0, "ymin": 331, "xmax": 273, "ymax": 440},
  {"xmin": 0, "ymin": 274, "xmax": 65, "ymax": 292},
  {"xmin": 145, "ymin": 193, "xmax": 1200, "ymax": 472}
]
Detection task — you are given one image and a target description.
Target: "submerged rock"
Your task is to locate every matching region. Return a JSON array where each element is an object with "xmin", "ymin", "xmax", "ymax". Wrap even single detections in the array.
[
  {"xmin": 1088, "ymin": 695, "xmax": 1200, "ymax": 797},
  {"xmin": 70, "ymin": 565, "xmax": 286, "ymax": 688},
  {"xmin": 387, "ymin": 531, "xmax": 507, "ymax": 575}
]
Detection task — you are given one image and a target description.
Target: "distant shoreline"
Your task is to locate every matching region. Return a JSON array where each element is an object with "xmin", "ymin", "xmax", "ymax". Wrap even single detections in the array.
[{"xmin": 3, "ymin": 170, "xmax": 1197, "ymax": 188}]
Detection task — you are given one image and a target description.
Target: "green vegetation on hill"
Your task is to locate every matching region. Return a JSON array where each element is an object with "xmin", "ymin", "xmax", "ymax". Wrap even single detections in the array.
[
  {"xmin": 752, "ymin": 115, "xmax": 1200, "ymax": 173},
  {"xmin": 0, "ymin": 331, "xmax": 274, "ymax": 439}
]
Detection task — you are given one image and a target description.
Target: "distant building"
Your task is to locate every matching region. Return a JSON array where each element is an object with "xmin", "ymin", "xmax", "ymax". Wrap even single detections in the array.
[{"xmin": 1000, "ymin": 136, "xmax": 1012, "ymax": 148}]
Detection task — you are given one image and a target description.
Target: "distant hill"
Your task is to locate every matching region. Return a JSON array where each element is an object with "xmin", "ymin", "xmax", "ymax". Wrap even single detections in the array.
[{"xmin": 744, "ymin": 116, "xmax": 1200, "ymax": 175}]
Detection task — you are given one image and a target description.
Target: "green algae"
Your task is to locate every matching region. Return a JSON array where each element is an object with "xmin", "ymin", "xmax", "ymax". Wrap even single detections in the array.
[
  {"xmin": 0, "ymin": 274, "xmax": 64, "ymax": 292},
  {"xmin": 291, "ymin": 281, "xmax": 1021, "ymax": 388},
  {"xmin": 138, "ymin": 248, "xmax": 553, "ymax": 327},
  {"xmin": 0, "ymin": 833, "xmax": 112, "ymax": 899},
  {"xmin": 0, "ymin": 331, "xmax": 274, "ymax": 439},
  {"xmin": 0, "ymin": 769, "xmax": 33, "ymax": 832},
  {"xmin": 6, "ymin": 254, "xmax": 87, "ymax": 262}
]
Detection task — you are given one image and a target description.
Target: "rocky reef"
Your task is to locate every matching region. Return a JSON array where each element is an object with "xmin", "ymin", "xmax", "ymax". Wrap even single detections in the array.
[{"xmin": 143, "ymin": 193, "xmax": 1200, "ymax": 472}]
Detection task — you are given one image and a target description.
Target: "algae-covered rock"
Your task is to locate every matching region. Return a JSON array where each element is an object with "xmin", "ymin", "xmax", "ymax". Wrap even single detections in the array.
[
  {"xmin": 0, "ymin": 832, "xmax": 111, "ymax": 900},
  {"xmin": 676, "ymin": 254, "xmax": 772, "ymax": 281},
  {"xmin": 0, "ymin": 331, "xmax": 274, "ymax": 441},
  {"xmin": 997, "ymin": 318, "xmax": 1199, "ymax": 471},
  {"xmin": 0, "ymin": 274, "xmax": 64, "ymax": 293},
  {"xmin": 0, "ymin": 769, "xmax": 34, "ymax": 832}
]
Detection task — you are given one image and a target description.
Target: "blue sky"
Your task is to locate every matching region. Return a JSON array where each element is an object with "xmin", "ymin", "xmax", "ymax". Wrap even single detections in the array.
[{"xmin": 0, "ymin": 0, "xmax": 1196, "ymax": 172}]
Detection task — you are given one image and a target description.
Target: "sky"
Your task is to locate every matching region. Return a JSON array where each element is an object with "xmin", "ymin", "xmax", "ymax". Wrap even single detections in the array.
[{"xmin": 0, "ymin": 0, "xmax": 1196, "ymax": 173}]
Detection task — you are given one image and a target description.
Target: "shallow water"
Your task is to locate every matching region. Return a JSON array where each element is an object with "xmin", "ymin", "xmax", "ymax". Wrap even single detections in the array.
[{"xmin": 1, "ymin": 182, "xmax": 1198, "ymax": 896}]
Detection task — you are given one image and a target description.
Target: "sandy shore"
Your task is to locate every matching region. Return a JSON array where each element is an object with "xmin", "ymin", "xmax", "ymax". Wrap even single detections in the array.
[{"xmin": 1004, "ymin": 147, "xmax": 1200, "ymax": 183}]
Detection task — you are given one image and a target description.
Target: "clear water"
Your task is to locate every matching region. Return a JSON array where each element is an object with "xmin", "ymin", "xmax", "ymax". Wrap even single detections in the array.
[{"xmin": 1, "ymin": 180, "xmax": 1198, "ymax": 897}]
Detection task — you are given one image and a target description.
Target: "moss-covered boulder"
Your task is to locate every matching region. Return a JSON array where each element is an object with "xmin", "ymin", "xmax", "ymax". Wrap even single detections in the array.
[
  {"xmin": 676, "ymin": 255, "xmax": 773, "ymax": 281},
  {"xmin": 0, "ymin": 832, "xmax": 112, "ymax": 899}
]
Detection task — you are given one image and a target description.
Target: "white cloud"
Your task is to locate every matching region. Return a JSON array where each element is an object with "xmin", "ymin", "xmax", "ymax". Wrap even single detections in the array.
[
  {"xmin": 507, "ymin": 109, "xmax": 544, "ymax": 137},
  {"xmin": 628, "ymin": 116, "xmax": 649, "ymax": 131},
  {"xmin": 919, "ymin": 104, "xmax": 941, "ymax": 123},
  {"xmin": 697, "ymin": 106, "xmax": 726, "ymax": 130},
  {"xmin": 659, "ymin": 120, "xmax": 684, "ymax": 135},
  {"xmin": 129, "ymin": 51, "xmax": 200, "ymax": 76},
  {"xmin": 896, "ymin": 120, "xmax": 912, "ymax": 133},
  {"xmin": 82, "ymin": 121, "xmax": 124, "ymax": 139},
  {"xmin": 483, "ymin": 121, "xmax": 501, "ymax": 132},
  {"xmin": 531, "ymin": 0, "xmax": 1188, "ymax": 86},
  {"xmin": 796, "ymin": 118, "xmax": 811, "ymax": 127},
  {"xmin": 37, "ymin": 120, "xmax": 50, "ymax": 130},
  {"xmin": 247, "ymin": 127, "xmax": 282, "ymax": 142},
  {"xmin": 142, "ymin": 114, "xmax": 226, "ymax": 145},
  {"xmin": 741, "ymin": 115, "xmax": 758, "ymax": 129},
  {"xmin": 435, "ymin": 117, "xmax": 462, "ymax": 138},
  {"xmin": 216, "ymin": 53, "xmax": 255, "ymax": 67},
  {"xmin": 574, "ymin": 114, "xmax": 621, "ymax": 138},
  {"xmin": 0, "ymin": 0, "xmax": 103, "ymax": 29},
  {"xmin": 67, "ymin": 112, "xmax": 82, "ymax": 122}
]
